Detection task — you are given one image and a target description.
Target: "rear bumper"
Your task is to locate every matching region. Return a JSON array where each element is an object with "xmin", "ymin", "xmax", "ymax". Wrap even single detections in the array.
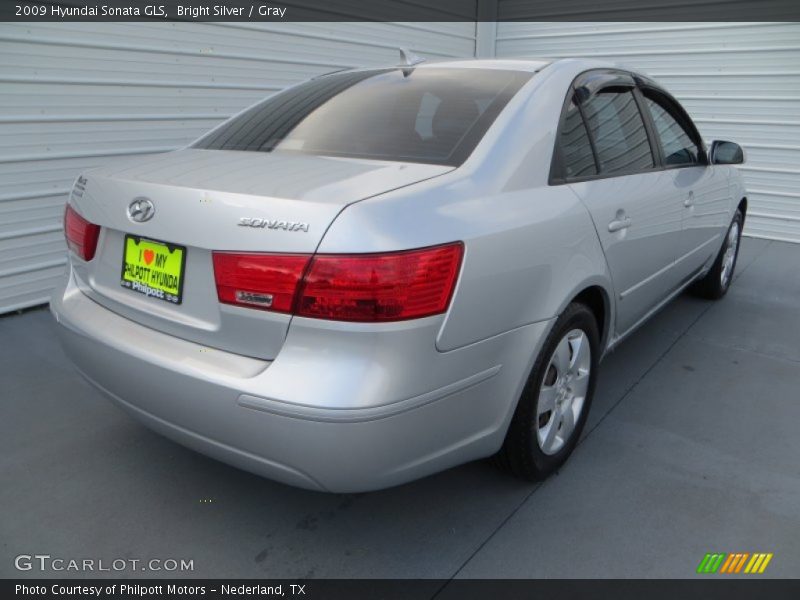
[{"xmin": 51, "ymin": 267, "xmax": 551, "ymax": 492}]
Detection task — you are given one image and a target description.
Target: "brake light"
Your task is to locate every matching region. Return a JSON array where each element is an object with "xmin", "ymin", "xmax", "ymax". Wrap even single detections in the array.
[
  {"xmin": 64, "ymin": 204, "xmax": 100, "ymax": 261},
  {"xmin": 211, "ymin": 242, "xmax": 463, "ymax": 322},
  {"xmin": 297, "ymin": 243, "xmax": 463, "ymax": 322},
  {"xmin": 212, "ymin": 253, "xmax": 310, "ymax": 313}
]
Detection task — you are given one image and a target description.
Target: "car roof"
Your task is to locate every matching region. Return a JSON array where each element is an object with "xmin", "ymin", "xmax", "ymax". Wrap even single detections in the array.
[
  {"xmin": 415, "ymin": 58, "xmax": 552, "ymax": 72},
  {"xmin": 317, "ymin": 58, "xmax": 654, "ymax": 86},
  {"xmin": 417, "ymin": 57, "xmax": 652, "ymax": 79}
]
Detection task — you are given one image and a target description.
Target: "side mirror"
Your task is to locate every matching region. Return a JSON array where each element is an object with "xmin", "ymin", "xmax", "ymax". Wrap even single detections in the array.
[{"xmin": 710, "ymin": 140, "xmax": 745, "ymax": 165}]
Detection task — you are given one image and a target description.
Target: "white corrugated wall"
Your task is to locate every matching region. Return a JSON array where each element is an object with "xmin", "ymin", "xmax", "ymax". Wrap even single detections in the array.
[
  {"xmin": 2, "ymin": 19, "xmax": 798, "ymax": 315},
  {"xmin": 0, "ymin": 21, "xmax": 477, "ymax": 313},
  {"xmin": 493, "ymin": 20, "xmax": 800, "ymax": 243}
]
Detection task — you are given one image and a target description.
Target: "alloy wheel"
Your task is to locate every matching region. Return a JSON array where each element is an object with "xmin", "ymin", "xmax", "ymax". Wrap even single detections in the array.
[
  {"xmin": 721, "ymin": 220, "xmax": 740, "ymax": 288},
  {"xmin": 536, "ymin": 328, "xmax": 591, "ymax": 455}
]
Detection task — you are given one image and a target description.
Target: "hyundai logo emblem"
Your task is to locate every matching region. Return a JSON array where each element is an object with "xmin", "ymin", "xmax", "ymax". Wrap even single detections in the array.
[{"xmin": 127, "ymin": 197, "xmax": 155, "ymax": 223}]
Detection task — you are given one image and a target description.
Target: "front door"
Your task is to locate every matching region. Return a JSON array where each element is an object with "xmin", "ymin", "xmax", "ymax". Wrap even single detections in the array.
[{"xmin": 638, "ymin": 88, "xmax": 731, "ymax": 275}]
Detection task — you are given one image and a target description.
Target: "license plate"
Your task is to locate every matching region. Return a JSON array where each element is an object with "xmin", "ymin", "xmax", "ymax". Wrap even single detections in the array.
[{"xmin": 120, "ymin": 235, "xmax": 186, "ymax": 305}]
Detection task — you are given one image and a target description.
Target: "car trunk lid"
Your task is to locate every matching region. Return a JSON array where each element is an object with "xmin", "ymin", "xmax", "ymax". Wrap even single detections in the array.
[{"xmin": 69, "ymin": 149, "xmax": 452, "ymax": 360}]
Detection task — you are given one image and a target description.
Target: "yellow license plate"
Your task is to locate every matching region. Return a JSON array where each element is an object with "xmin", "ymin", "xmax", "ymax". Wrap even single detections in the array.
[{"xmin": 120, "ymin": 235, "xmax": 186, "ymax": 304}]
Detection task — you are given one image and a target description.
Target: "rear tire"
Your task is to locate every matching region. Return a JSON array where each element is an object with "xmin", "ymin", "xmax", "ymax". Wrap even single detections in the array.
[
  {"xmin": 691, "ymin": 210, "xmax": 743, "ymax": 300},
  {"xmin": 495, "ymin": 302, "xmax": 599, "ymax": 481}
]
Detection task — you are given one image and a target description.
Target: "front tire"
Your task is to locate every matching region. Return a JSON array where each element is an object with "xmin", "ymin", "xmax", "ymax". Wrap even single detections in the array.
[
  {"xmin": 495, "ymin": 302, "xmax": 599, "ymax": 481},
  {"xmin": 691, "ymin": 210, "xmax": 743, "ymax": 300}
]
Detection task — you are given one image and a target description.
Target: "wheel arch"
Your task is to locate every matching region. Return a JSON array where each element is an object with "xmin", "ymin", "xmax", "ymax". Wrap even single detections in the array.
[
  {"xmin": 568, "ymin": 285, "xmax": 612, "ymax": 355},
  {"xmin": 571, "ymin": 285, "xmax": 611, "ymax": 351},
  {"xmin": 552, "ymin": 278, "xmax": 615, "ymax": 356}
]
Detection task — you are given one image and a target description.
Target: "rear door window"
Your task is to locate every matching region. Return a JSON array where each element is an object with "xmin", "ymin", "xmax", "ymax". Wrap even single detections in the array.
[
  {"xmin": 558, "ymin": 99, "xmax": 597, "ymax": 178},
  {"xmin": 581, "ymin": 89, "xmax": 654, "ymax": 175}
]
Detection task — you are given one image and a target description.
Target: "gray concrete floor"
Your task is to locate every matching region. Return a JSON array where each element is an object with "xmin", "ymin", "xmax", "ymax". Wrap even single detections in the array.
[{"xmin": 1, "ymin": 237, "xmax": 799, "ymax": 580}]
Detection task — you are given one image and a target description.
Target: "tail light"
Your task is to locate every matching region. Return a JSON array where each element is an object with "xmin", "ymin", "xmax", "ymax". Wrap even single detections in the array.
[
  {"xmin": 212, "ymin": 242, "xmax": 463, "ymax": 322},
  {"xmin": 212, "ymin": 253, "xmax": 310, "ymax": 313},
  {"xmin": 64, "ymin": 204, "xmax": 101, "ymax": 261},
  {"xmin": 297, "ymin": 244, "xmax": 463, "ymax": 321}
]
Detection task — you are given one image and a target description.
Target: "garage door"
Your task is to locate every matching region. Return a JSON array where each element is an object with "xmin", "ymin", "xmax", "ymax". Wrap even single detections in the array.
[
  {"xmin": 494, "ymin": 20, "xmax": 800, "ymax": 243},
  {"xmin": 0, "ymin": 21, "xmax": 477, "ymax": 314}
]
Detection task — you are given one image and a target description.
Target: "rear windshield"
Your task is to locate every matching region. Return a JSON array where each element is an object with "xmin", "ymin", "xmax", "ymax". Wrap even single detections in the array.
[{"xmin": 193, "ymin": 68, "xmax": 533, "ymax": 166}]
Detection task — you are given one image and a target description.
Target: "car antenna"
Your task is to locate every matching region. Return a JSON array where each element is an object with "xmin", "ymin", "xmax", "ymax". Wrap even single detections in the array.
[{"xmin": 398, "ymin": 47, "xmax": 425, "ymax": 77}]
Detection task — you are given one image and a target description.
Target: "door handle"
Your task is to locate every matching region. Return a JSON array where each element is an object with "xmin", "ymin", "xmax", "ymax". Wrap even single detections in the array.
[
  {"xmin": 684, "ymin": 190, "xmax": 695, "ymax": 207},
  {"xmin": 608, "ymin": 216, "xmax": 632, "ymax": 232}
]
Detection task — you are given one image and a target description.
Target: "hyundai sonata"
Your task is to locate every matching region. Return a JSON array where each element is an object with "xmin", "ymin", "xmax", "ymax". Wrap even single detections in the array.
[{"xmin": 51, "ymin": 57, "xmax": 746, "ymax": 492}]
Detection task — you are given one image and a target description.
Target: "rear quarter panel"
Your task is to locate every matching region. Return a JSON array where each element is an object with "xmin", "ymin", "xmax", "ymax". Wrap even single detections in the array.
[{"xmin": 317, "ymin": 174, "xmax": 611, "ymax": 353}]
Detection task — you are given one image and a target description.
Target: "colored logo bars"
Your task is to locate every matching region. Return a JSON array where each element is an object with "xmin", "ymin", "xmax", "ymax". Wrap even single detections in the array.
[{"xmin": 697, "ymin": 552, "xmax": 773, "ymax": 574}]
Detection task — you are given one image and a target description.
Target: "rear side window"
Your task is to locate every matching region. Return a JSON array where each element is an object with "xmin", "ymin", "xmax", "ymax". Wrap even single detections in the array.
[
  {"xmin": 194, "ymin": 68, "xmax": 532, "ymax": 167},
  {"xmin": 581, "ymin": 89, "xmax": 654, "ymax": 175},
  {"xmin": 558, "ymin": 100, "xmax": 597, "ymax": 178},
  {"xmin": 643, "ymin": 94, "xmax": 700, "ymax": 166}
]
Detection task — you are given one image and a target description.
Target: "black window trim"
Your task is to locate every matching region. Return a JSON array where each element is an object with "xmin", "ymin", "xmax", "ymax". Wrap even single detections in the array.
[
  {"xmin": 549, "ymin": 68, "xmax": 708, "ymax": 186},
  {"xmin": 632, "ymin": 86, "xmax": 664, "ymax": 168}
]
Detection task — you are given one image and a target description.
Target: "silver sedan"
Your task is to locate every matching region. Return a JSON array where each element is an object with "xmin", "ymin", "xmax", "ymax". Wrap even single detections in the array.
[{"xmin": 51, "ymin": 57, "xmax": 746, "ymax": 492}]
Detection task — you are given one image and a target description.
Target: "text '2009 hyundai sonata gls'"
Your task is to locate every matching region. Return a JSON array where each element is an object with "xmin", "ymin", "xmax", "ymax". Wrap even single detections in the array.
[{"xmin": 51, "ymin": 57, "xmax": 747, "ymax": 492}]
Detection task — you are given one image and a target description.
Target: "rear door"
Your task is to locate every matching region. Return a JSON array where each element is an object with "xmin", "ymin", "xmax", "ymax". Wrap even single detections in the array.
[
  {"xmin": 638, "ymin": 87, "xmax": 731, "ymax": 274},
  {"xmin": 554, "ymin": 72, "xmax": 684, "ymax": 336}
]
